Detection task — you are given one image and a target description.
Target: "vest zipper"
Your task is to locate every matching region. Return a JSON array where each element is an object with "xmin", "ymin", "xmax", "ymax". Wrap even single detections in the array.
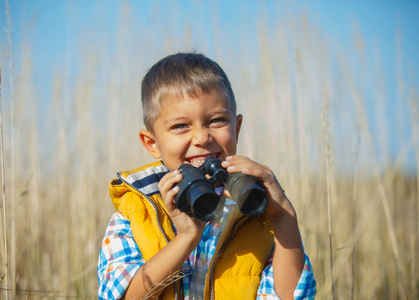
[
  {"xmin": 209, "ymin": 216, "xmax": 246, "ymax": 300},
  {"xmin": 117, "ymin": 172, "xmax": 180, "ymax": 300}
]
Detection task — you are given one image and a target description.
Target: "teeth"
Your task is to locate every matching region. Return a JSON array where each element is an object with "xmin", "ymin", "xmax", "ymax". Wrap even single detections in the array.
[
  {"xmin": 190, "ymin": 160, "xmax": 205, "ymax": 167},
  {"xmin": 187, "ymin": 154, "xmax": 218, "ymax": 167}
]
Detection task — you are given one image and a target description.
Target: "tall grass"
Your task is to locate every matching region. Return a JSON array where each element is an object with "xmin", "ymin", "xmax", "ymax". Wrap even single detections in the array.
[{"xmin": 0, "ymin": 1, "xmax": 418, "ymax": 299}]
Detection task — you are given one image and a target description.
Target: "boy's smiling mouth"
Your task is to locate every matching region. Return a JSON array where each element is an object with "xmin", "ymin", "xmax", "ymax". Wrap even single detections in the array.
[{"xmin": 185, "ymin": 153, "xmax": 220, "ymax": 167}]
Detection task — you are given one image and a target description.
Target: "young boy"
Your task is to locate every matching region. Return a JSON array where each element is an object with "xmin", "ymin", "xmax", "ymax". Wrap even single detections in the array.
[{"xmin": 97, "ymin": 53, "xmax": 316, "ymax": 299}]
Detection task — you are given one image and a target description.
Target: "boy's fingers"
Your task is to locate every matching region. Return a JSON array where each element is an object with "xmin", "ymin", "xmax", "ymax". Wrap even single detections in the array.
[
  {"xmin": 222, "ymin": 156, "xmax": 276, "ymax": 185},
  {"xmin": 223, "ymin": 155, "xmax": 258, "ymax": 168},
  {"xmin": 158, "ymin": 171, "xmax": 182, "ymax": 192},
  {"xmin": 158, "ymin": 171, "xmax": 183, "ymax": 210},
  {"xmin": 221, "ymin": 155, "xmax": 248, "ymax": 170},
  {"xmin": 164, "ymin": 185, "xmax": 180, "ymax": 209},
  {"xmin": 223, "ymin": 156, "xmax": 268, "ymax": 174}
]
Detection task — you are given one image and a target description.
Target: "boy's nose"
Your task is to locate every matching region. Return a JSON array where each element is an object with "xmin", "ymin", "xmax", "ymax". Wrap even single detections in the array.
[{"xmin": 192, "ymin": 128, "xmax": 213, "ymax": 147}]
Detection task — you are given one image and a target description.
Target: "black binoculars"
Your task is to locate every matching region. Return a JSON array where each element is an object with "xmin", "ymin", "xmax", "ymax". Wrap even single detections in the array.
[{"xmin": 174, "ymin": 156, "xmax": 268, "ymax": 221}]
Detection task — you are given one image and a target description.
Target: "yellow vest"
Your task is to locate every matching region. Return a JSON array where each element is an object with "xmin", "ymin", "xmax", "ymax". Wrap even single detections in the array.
[{"xmin": 110, "ymin": 161, "xmax": 274, "ymax": 299}]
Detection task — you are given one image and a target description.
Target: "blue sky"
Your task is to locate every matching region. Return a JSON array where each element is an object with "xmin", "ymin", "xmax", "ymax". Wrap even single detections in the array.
[
  {"xmin": 1, "ymin": 0, "xmax": 418, "ymax": 174},
  {"xmin": 3, "ymin": 0, "xmax": 418, "ymax": 80},
  {"xmin": 309, "ymin": 0, "xmax": 419, "ymax": 87}
]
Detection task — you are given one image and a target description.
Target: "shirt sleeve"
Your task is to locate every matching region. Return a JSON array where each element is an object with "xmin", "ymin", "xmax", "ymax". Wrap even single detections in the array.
[
  {"xmin": 257, "ymin": 247, "xmax": 317, "ymax": 300},
  {"xmin": 97, "ymin": 212, "xmax": 145, "ymax": 300}
]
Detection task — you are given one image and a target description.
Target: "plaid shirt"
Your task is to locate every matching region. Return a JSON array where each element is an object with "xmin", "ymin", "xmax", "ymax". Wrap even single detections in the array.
[{"xmin": 97, "ymin": 201, "xmax": 316, "ymax": 299}]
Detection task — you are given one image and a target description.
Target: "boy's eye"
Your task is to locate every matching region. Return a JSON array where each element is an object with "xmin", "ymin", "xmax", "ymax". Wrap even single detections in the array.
[
  {"xmin": 209, "ymin": 118, "xmax": 227, "ymax": 126},
  {"xmin": 171, "ymin": 124, "xmax": 187, "ymax": 130}
]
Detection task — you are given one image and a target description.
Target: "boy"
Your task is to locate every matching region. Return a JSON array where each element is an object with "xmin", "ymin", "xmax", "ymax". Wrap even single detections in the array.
[{"xmin": 98, "ymin": 53, "xmax": 316, "ymax": 299}]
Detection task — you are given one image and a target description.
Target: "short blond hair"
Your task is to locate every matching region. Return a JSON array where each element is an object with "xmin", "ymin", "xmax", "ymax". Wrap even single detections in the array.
[{"xmin": 141, "ymin": 52, "xmax": 236, "ymax": 132}]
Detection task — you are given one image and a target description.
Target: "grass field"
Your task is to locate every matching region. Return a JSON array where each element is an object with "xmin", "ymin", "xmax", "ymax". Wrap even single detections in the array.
[{"xmin": 0, "ymin": 2, "xmax": 418, "ymax": 299}]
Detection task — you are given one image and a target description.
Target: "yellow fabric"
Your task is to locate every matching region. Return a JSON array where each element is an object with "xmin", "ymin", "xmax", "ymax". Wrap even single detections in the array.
[
  {"xmin": 203, "ymin": 209, "xmax": 274, "ymax": 299},
  {"xmin": 110, "ymin": 162, "xmax": 274, "ymax": 300},
  {"xmin": 110, "ymin": 161, "xmax": 176, "ymax": 261}
]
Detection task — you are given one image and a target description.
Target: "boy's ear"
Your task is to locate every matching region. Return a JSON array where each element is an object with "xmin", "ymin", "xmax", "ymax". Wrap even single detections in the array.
[
  {"xmin": 235, "ymin": 114, "xmax": 243, "ymax": 143},
  {"xmin": 139, "ymin": 129, "xmax": 161, "ymax": 159}
]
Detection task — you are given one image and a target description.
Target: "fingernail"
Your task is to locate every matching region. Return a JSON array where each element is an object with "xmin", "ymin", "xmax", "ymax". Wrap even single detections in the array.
[
  {"xmin": 226, "ymin": 156, "xmax": 232, "ymax": 160},
  {"xmin": 227, "ymin": 166, "xmax": 235, "ymax": 171},
  {"xmin": 173, "ymin": 186, "xmax": 179, "ymax": 192}
]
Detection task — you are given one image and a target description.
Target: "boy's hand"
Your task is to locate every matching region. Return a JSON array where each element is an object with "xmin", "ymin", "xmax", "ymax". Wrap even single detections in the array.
[
  {"xmin": 221, "ymin": 155, "xmax": 295, "ymax": 217},
  {"xmin": 158, "ymin": 170, "xmax": 206, "ymax": 242}
]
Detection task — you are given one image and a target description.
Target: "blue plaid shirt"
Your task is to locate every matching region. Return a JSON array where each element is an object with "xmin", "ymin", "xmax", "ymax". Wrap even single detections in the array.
[{"xmin": 97, "ymin": 201, "xmax": 316, "ymax": 299}]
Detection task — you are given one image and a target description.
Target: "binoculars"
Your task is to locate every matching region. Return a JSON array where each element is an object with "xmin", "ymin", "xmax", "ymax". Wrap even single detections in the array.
[{"xmin": 174, "ymin": 156, "xmax": 268, "ymax": 221}]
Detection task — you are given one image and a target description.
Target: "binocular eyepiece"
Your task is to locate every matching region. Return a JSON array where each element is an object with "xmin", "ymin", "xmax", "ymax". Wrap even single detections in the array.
[{"xmin": 174, "ymin": 156, "xmax": 268, "ymax": 221}]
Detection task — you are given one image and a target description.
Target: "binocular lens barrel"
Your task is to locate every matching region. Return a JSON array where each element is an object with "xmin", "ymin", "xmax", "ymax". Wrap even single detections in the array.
[
  {"xmin": 187, "ymin": 182, "xmax": 219, "ymax": 221},
  {"xmin": 226, "ymin": 173, "xmax": 268, "ymax": 217},
  {"xmin": 175, "ymin": 164, "xmax": 220, "ymax": 221}
]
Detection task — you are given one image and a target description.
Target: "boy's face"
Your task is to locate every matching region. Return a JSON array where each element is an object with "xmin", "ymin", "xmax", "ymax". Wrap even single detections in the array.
[{"xmin": 140, "ymin": 90, "xmax": 242, "ymax": 171}]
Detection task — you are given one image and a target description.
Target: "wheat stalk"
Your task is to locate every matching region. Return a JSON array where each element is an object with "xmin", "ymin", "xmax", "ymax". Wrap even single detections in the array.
[
  {"xmin": 321, "ymin": 85, "xmax": 335, "ymax": 299},
  {"xmin": 3, "ymin": 1, "xmax": 15, "ymax": 298},
  {"xmin": 0, "ymin": 47, "xmax": 9, "ymax": 300}
]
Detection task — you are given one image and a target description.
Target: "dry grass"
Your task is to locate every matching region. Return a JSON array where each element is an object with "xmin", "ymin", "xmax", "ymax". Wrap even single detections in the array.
[{"xmin": 0, "ymin": 2, "xmax": 418, "ymax": 299}]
